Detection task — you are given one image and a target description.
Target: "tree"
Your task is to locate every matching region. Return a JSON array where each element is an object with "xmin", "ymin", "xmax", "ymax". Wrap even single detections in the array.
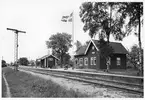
[
  {"xmin": 127, "ymin": 45, "xmax": 143, "ymax": 74},
  {"xmin": 117, "ymin": 2, "xmax": 143, "ymax": 75},
  {"xmin": 97, "ymin": 33, "xmax": 114, "ymax": 72},
  {"xmin": 63, "ymin": 53, "xmax": 71, "ymax": 65},
  {"xmin": 80, "ymin": 2, "xmax": 121, "ymax": 71},
  {"xmin": 84, "ymin": 40, "xmax": 90, "ymax": 46},
  {"xmin": 36, "ymin": 59, "xmax": 40, "ymax": 66},
  {"xmin": 46, "ymin": 33, "xmax": 72, "ymax": 67},
  {"xmin": 2, "ymin": 60, "xmax": 7, "ymax": 67},
  {"xmin": 74, "ymin": 40, "xmax": 82, "ymax": 52},
  {"xmin": 18, "ymin": 57, "xmax": 29, "ymax": 66},
  {"xmin": 29, "ymin": 60, "xmax": 35, "ymax": 66},
  {"xmin": 79, "ymin": 2, "xmax": 124, "ymax": 42},
  {"xmin": 79, "ymin": 2, "xmax": 126, "ymax": 71}
]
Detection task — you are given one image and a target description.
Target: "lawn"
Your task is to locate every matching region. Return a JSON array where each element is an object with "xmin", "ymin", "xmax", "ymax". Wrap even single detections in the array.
[{"xmin": 2, "ymin": 67, "xmax": 88, "ymax": 97}]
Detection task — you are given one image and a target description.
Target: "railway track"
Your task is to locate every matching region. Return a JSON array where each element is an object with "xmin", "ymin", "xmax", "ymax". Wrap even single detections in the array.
[{"xmin": 20, "ymin": 67, "xmax": 143, "ymax": 94}]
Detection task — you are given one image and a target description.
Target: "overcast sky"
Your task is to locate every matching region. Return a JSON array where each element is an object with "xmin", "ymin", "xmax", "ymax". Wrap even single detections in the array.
[{"xmin": 0, "ymin": 0, "xmax": 143, "ymax": 63}]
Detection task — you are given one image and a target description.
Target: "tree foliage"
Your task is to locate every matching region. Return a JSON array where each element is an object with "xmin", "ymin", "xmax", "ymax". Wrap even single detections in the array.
[
  {"xmin": 63, "ymin": 53, "xmax": 71, "ymax": 65},
  {"xmin": 79, "ymin": 2, "xmax": 143, "ymax": 73},
  {"xmin": 18, "ymin": 57, "xmax": 29, "ymax": 66},
  {"xmin": 79, "ymin": 2, "xmax": 125, "ymax": 41},
  {"xmin": 36, "ymin": 60, "xmax": 40, "ymax": 66},
  {"xmin": 84, "ymin": 40, "xmax": 90, "ymax": 46},
  {"xmin": 46, "ymin": 33, "xmax": 72, "ymax": 67},
  {"xmin": 2, "ymin": 60, "xmax": 7, "ymax": 67},
  {"xmin": 117, "ymin": 2, "xmax": 143, "ymax": 74},
  {"xmin": 97, "ymin": 33, "xmax": 114, "ymax": 59},
  {"xmin": 29, "ymin": 60, "xmax": 35, "ymax": 66},
  {"xmin": 75, "ymin": 40, "xmax": 82, "ymax": 52},
  {"xmin": 127, "ymin": 45, "xmax": 143, "ymax": 69},
  {"xmin": 118, "ymin": 2, "xmax": 143, "ymax": 35}
]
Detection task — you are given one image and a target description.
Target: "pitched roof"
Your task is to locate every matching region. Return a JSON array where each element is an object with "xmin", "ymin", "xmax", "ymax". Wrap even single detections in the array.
[
  {"xmin": 93, "ymin": 40, "xmax": 128, "ymax": 54},
  {"xmin": 39, "ymin": 54, "xmax": 60, "ymax": 60},
  {"xmin": 75, "ymin": 40, "xmax": 128, "ymax": 56},
  {"xmin": 75, "ymin": 45, "xmax": 87, "ymax": 56}
]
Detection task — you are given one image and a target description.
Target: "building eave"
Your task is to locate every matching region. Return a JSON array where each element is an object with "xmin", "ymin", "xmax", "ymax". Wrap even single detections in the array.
[{"xmin": 40, "ymin": 54, "xmax": 60, "ymax": 60}]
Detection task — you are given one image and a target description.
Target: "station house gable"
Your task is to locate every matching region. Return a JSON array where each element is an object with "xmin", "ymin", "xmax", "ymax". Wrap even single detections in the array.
[
  {"xmin": 39, "ymin": 54, "xmax": 60, "ymax": 68},
  {"xmin": 74, "ymin": 39, "xmax": 128, "ymax": 69}
]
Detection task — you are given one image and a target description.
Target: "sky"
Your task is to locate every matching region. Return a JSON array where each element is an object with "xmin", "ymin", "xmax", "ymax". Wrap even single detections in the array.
[{"xmin": 0, "ymin": 0, "xmax": 144, "ymax": 63}]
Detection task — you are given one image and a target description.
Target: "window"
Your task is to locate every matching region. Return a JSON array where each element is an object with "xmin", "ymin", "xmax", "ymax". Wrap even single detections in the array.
[
  {"xmin": 116, "ymin": 57, "xmax": 121, "ymax": 65},
  {"xmin": 49, "ymin": 58, "xmax": 53, "ymax": 61},
  {"xmin": 108, "ymin": 57, "xmax": 111, "ymax": 65},
  {"xmin": 92, "ymin": 46, "xmax": 94, "ymax": 50},
  {"xmin": 90, "ymin": 57, "xmax": 97, "ymax": 65},
  {"xmin": 93, "ymin": 57, "xmax": 96, "ymax": 65},
  {"xmin": 75, "ymin": 58, "xmax": 78, "ymax": 66},
  {"xmin": 79, "ymin": 58, "xmax": 83, "ymax": 66},
  {"xmin": 90, "ymin": 57, "xmax": 93, "ymax": 65},
  {"xmin": 84, "ymin": 57, "xmax": 88, "ymax": 66},
  {"xmin": 92, "ymin": 52, "xmax": 95, "ymax": 54}
]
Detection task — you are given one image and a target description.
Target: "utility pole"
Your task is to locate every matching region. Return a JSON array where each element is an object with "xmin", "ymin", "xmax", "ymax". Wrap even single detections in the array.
[{"xmin": 7, "ymin": 28, "xmax": 26, "ymax": 71}]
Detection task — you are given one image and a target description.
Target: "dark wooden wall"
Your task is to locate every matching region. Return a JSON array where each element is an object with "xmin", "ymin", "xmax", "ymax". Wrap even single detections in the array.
[
  {"xmin": 75, "ymin": 43, "xmax": 100, "ymax": 69},
  {"xmin": 110, "ymin": 54, "xmax": 126, "ymax": 69},
  {"xmin": 75, "ymin": 42, "xmax": 127, "ymax": 70}
]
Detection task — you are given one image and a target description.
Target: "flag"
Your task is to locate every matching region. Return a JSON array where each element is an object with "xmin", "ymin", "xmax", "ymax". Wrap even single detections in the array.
[
  {"xmin": 61, "ymin": 16, "xmax": 69, "ymax": 22},
  {"xmin": 61, "ymin": 12, "xmax": 73, "ymax": 22},
  {"xmin": 68, "ymin": 12, "xmax": 73, "ymax": 22}
]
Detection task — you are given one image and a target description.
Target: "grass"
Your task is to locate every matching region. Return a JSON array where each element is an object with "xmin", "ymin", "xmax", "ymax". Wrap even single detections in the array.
[{"xmin": 2, "ymin": 67, "xmax": 88, "ymax": 97}]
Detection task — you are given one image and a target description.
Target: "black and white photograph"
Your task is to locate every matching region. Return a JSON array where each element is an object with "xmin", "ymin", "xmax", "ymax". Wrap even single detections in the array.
[{"xmin": 1, "ymin": 0, "xmax": 144, "ymax": 98}]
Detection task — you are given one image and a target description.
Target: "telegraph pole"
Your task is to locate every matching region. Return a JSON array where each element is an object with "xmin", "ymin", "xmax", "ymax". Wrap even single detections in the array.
[{"xmin": 7, "ymin": 28, "xmax": 26, "ymax": 71}]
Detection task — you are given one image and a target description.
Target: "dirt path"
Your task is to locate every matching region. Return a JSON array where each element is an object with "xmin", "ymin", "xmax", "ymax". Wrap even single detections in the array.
[
  {"xmin": 2, "ymin": 72, "xmax": 11, "ymax": 97},
  {"xmin": 19, "ymin": 68, "xmax": 142, "ymax": 98}
]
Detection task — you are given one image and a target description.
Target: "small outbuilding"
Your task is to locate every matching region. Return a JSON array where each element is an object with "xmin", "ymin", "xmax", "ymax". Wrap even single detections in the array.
[
  {"xmin": 74, "ymin": 39, "xmax": 128, "ymax": 70},
  {"xmin": 39, "ymin": 54, "xmax": 59, "ymax": 68}
]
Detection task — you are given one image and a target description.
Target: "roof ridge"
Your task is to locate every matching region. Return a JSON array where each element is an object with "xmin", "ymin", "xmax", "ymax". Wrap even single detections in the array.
[
  {"xmin": 93, "ymin": 39, "xmax": 122, "ymax": 44},
  {"xmin": 75, "ymin": 39, "xmax": 128, "ymax": 56}
]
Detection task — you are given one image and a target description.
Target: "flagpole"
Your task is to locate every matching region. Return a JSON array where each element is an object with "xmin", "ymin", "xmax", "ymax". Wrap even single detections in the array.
[
  {"xmin": 72, "ymin": 11, "xmax": 75, "ymax": 69},
  {"xmin": 61, "ymin": 11, "xmax": 75, "ymax": 69},
  {"xmin": 72, "ymin": 11, "xmax": 74, "ymax": 54}
]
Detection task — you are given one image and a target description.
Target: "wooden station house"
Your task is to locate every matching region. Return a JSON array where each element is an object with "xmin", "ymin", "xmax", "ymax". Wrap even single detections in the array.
[
  {"xmin": 74, "ymin": 39, "xmax": 128, "ymax": 69},
  {"xmin": 39, "ymin": 54, "xmax": 60, "ymax": 68}
]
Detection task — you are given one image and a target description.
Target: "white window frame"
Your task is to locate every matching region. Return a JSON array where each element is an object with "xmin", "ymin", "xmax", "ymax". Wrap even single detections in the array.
[
  {"xmin": 116, "ymin": 57, "xmax": 121, "ymax": 66},
  {"xmin": 84, "ymin": 57, "xmax": 88, "ymax": 66},
  {"xmin": 93, "ymin": 57, "xmax": 96, "ymax": 65},
  {"xmin": 79, "ymin": 58, "xmax": 83, "ymax": 66},
  {"xmin": 109, "ymin": 57, "xmax": 111, "ymax": 65},
  {"xmin": 90, "ymin": 57, "xmax": 93, "ymax": 65}
]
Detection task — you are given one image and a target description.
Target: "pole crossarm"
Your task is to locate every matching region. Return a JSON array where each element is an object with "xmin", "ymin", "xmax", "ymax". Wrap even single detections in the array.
[
  {"xmin": 7, "ymin": 28, "xmax": 26, "ymax": 33},
  {"xmin": 7, "ymin": 28, "xmax": 26, "ymax": 71}
]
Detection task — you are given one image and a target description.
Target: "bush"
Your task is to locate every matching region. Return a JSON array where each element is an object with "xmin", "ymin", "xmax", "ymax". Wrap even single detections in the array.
[{"xmin": 2, "ymin": 60, "xmax": 7, "ymax": 67}]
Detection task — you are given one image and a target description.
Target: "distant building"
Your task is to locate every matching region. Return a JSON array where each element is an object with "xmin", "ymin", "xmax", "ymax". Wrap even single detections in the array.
[
  {"xmin": 39, "ymin": 54, "xmax": 60, "ymax": 68},
  {"xmin": 74, "ymin": 40, "xmax": 128, "ymax": 69}
]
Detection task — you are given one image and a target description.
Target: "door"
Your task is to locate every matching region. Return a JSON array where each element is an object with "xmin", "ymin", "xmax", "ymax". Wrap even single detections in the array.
[{"xmin": 48, "ymin": 57, "xmax": 54, "ymax": 68}]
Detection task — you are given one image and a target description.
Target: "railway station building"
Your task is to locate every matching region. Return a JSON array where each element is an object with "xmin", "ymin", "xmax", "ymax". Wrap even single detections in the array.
[
  {"xmin": 39, "ymin": 54, "xmax": 60, "ymax": 68},
  {"xmin": 74, "ymin": 39, "xmax": 128, "ymax": 69}
]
